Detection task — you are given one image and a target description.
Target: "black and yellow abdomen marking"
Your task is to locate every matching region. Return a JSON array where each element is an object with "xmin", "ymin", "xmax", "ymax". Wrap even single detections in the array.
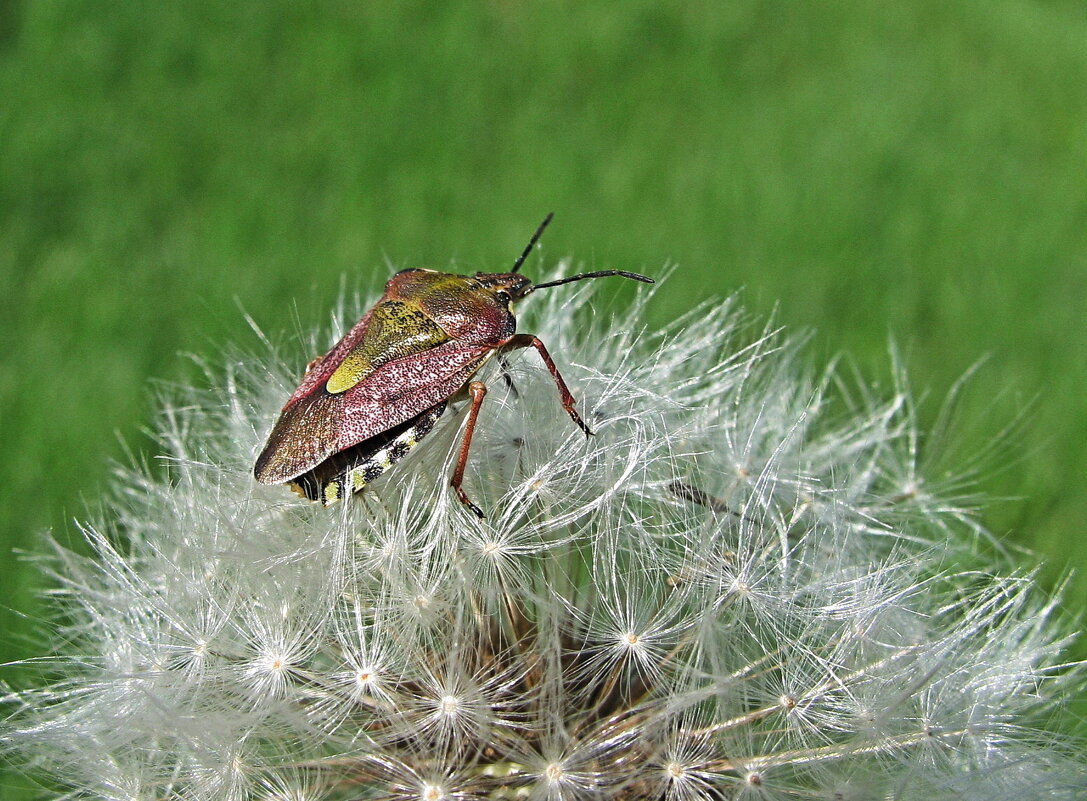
[{"xmin": 289, "ymin": 401, "xmax": 448, "ymax": 505}]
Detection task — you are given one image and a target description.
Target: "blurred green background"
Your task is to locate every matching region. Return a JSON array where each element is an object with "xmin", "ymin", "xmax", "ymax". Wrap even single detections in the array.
[{"xmin": 2, "ymin": 1, "xmax": 1085, "ymax": 793}]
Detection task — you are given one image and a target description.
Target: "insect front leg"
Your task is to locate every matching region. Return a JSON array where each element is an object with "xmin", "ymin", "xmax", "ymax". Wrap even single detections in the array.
[
  {"xmin": 452, "ymin": 381, "xmax": 488, "ymax": 518},
  {"xmin": 504, "ymin": 333, "xmax": 593, "ymax": 437}
]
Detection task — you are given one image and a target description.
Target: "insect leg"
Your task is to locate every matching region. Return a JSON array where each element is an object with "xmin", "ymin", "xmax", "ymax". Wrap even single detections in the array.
[
  {"xmin": 667, "ymin": 480, "xmax": 731, "ymax": 513},
  {"xmin": 668, "ymin": 480, "xmax": 759, "ymax": 524},
  {"xmin": 452, "ymin": 381, "xmax": 488, "ymax": 518},
  {"xmin": 495, "ymin": 352, "xmax": 520, "ymax": 398},
  {"xmin": 505, "ymin": 333, "xmax": 593, "ymax": 437}
]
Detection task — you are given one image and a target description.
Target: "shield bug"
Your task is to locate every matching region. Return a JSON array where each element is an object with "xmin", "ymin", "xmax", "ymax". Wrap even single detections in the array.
[{"xmin": 253, "ymin": 214, "xmax": 653, "ymax": 516}]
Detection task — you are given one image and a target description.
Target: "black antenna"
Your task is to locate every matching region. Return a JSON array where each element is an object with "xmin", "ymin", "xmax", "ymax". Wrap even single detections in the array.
[
  {"xmin": 531, "ymin": 269, "xmax": 655, "ymax": 291},
  {"xmin": 511, "ymin": 212, "xmax": 554, "ymax": 274}
]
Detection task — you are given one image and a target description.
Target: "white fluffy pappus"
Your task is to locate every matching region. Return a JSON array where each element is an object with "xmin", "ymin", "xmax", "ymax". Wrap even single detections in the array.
[{"xmin": 3, "ymin": 264, "xmax": 1085, "ymax": 800}]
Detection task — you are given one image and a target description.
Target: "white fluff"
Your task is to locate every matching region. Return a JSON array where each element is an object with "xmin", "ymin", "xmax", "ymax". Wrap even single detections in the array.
[{"xmin": 3, "ymin": 265, "xmax": 1084, "ymax": 800}]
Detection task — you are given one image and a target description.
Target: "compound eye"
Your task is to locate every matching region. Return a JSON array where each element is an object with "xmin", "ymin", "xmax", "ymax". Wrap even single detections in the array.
[{"xmin": 495, "ymin": 290, "xmax": 511, "ymax": 304}]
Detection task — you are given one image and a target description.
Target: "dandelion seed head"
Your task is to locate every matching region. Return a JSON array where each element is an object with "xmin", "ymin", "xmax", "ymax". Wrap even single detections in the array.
[{"xmin": 3, "ymin": 268, "xmax": 1085, "ymax": 799}]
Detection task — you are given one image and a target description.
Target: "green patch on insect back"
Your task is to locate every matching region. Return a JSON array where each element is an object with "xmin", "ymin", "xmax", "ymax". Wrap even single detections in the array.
[
  {"xmin": 326, "ymin": 301, "xmax": 449, "ymax": 394},
  {"xmin": 325, "ymin": 355, "xmax": 369, "ymax": 395}
]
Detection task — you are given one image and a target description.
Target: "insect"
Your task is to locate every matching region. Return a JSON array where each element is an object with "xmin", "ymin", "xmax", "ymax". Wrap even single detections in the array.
[{"xmin": 253, "ymin": 214, "xmax": 653, "ymax": 516}]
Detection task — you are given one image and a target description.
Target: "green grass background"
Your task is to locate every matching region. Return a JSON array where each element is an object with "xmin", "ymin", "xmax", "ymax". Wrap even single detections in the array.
[{"xmin": 2, "ymin": 1, "xmax": 1085, "ymax": 794}]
